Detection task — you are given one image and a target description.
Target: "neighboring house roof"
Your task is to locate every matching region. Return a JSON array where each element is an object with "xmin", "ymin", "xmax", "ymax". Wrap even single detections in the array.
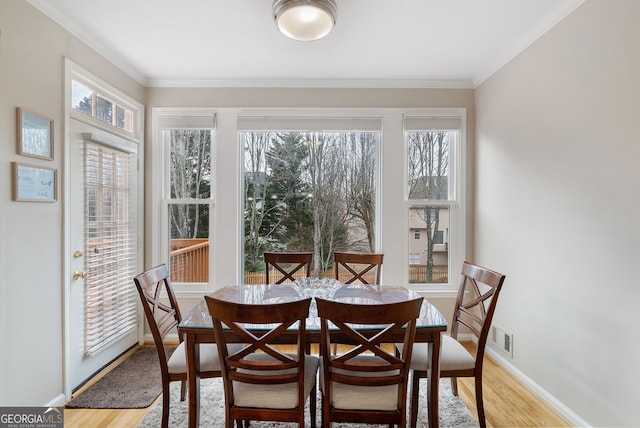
[{"xmin": 408, "ymin": 175, "xmax": 448, "ymax": 200}]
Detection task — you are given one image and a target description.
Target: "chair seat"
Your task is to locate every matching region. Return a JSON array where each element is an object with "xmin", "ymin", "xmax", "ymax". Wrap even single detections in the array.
[
  {"xmin": 168, "ymin": 342, "xmax": 241, "ymax": 374},
  {"xmin": 404, "ymin": 335, "xmax": 476, "ymax": 372},
  {"xmin": 233, "ymin": 353, "xmax": 319, "ymax": 409},
  {"xmin": 320, "ymin": 355, "xmax": 400, "ymax": 411}
]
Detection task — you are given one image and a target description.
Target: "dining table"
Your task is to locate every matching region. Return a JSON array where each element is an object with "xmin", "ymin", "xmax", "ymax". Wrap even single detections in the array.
[{"xmin": 177, "ymin": 278, "xmax": 448, "ymax": 428}]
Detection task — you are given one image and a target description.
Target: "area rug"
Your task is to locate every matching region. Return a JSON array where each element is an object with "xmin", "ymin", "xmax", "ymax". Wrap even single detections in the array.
[
  {"xmin": 136, "ymin": 377, "xmax": 479, "ymax": 427},
  {"xmin": 66, "ymin": 347, "xmax": 167, "ymax": 409}
]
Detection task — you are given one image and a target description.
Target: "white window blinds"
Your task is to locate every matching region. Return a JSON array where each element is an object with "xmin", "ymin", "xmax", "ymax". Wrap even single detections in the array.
[
  {"xmin": 403, "ymin": 116, "xmax": 461, "ymax": 131},
  {"xmin": 237, "ymin": 116, "xmax": 382, "ymax": 132},
  {"xmin": 84, "ymin": 140, "xmax": 138, "ymax": 357},
  {"xmin": 156, "ymin": 115, "xmax": 216, "ymax": 130}
]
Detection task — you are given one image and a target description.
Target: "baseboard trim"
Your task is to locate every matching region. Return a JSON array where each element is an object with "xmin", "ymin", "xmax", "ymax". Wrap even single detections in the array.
[
  {"xmin": 145, "ymin": 333, "xmax": 180, "ymax": 345},
  {"xmin": 46, "ymin": 393, "xmax": 66, "ymax": 407},
  {"xmin": 485, "ymin": 346, "xmax": 590, "ymax": 427}
]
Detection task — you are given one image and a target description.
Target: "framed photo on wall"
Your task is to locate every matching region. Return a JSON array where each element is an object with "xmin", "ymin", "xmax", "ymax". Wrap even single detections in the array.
[
  {"xmin": 16, "ymin": 107, "xmax": 54, "ymax": 160},
  {"xmin": 12, "ymin": 162, "xmax": 57, "ymax": 202}
]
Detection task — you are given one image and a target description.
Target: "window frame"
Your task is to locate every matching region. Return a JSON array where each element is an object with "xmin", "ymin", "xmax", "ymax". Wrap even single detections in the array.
[
  {"xmin": 403, "ymin": 109, "xmax": 466, "ymax": 294},
  {"xmin": 151, "ymin": 108, "xmax": 217, "ymax": 294},
  {"xmin": 150, "ymin": 108, "xmax": 465, "ymax": 298},
  {"xmin": 238, "ymin": 119, "xmax": 383, "ymax": 279},
  {"xmin": 70, "ymin": 74, "xmax": 140, "ymax": 140}
]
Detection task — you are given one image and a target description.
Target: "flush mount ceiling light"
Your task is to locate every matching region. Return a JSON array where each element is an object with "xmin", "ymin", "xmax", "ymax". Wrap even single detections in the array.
[{"xmin": 273, "ymin": 0, "xmax": 337, "ymax": 42}]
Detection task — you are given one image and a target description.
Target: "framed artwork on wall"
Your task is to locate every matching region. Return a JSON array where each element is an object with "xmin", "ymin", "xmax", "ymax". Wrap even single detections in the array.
[
  {"xmin": 16, "ymin": 107, "xmax": 54, "ymax": 160},
  {"xmin": 12, "ymin": 162, "xmax": 57, "ymax": 202}
]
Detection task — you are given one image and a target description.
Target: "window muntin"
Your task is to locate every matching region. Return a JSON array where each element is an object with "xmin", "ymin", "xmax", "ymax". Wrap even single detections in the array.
[{"xmin": 241, "ymin": 129, "xmax": 379, "ymax": 280}]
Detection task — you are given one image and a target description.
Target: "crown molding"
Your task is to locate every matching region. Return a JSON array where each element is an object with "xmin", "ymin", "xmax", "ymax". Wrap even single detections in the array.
[
  {"xmin": 147, "ymin": 78, "xmax": 475, "ymax": 89},
  {"xmin": 27, "ymin": 0, "xmax": 147, "ymax": 85}
]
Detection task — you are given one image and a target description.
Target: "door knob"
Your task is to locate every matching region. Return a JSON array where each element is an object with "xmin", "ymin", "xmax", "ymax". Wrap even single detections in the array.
[{"xmin": 73, "ymin": 271, "xmax": 87, "ymax": 280}]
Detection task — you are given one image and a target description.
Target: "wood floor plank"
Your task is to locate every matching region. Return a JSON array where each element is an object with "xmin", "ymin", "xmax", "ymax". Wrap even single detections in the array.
[{"xmin": 457, "ymin": 342, "xmax": 572, "ymax": 428}]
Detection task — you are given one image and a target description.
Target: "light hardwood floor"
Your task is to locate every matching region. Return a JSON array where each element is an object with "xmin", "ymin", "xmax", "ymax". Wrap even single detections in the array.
[
  {"xmin": 64, "ymin": 343, "xmax": 572, "ymax": 427},
  {"xmin": 456, "ymin": 343, "xmax": 571, "ymax": 428}
]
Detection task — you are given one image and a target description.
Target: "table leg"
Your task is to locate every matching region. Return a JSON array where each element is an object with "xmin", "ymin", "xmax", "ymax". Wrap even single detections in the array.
[
  {"xmin": 185, "ymin": 333, "xmax": 200, "ymax": 428},
  {"xmin": 427, "ymin": 333, "xmax": 442, "ymax": 428}
]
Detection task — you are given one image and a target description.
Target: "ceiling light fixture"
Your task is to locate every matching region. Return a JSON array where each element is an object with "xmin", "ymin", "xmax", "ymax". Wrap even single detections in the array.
[{"xmin": 273, "ymin": 0, "xmax": 337, "ymax": 42}]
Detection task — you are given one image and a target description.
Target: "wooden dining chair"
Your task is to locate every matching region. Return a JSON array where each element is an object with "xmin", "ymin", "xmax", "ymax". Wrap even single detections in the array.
[
  {"xmin": 316, "ymin": 297, "xmax": 423, "ymax": 428},
  {"xmin": 264, "ymin": 251, "xmax": 313, "ymax": 284},
  {"xmin": 402, "ymin": 261, "xmax": 506, "ymax": 428},
  {"xmin": 204, "ymin": 296, "xmax": 319, "ymax": 428},
  {"xmin": 333, "ymin": 252, "xmax": 384, "ymax": 284},
  {"xmin": 133, "ymin": 264, "xmax": 231, "ymax": 428}
]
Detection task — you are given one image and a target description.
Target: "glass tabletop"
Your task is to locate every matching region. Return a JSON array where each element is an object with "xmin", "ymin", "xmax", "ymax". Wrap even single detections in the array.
[{"xmin": 180, "ymin": 278, "xmax": 448, "ymax": 331}]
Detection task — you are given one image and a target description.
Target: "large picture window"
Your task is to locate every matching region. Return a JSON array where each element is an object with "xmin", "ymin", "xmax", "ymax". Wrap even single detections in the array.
[{"xmin": 240, "ymin": 117, "xmax": 381, "ymax": 282}]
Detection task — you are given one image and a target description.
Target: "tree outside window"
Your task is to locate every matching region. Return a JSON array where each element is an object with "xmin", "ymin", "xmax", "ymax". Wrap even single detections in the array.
[
  {"xmin": 167, "ymin": 129, "xmax": 211, "ymax": 283},
  {"xmin": 243, "ymin": 130, "xmax": 379, "ymax": 279}
]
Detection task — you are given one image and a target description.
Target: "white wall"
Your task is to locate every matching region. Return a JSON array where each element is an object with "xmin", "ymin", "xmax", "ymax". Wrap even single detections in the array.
[
  {"xmin": 475, "ymin": 1, "xmax": 640, "ymax": 426},
  {"xmin": 0, "ymin": 1, "xmax": 144, "ymax": 405}
]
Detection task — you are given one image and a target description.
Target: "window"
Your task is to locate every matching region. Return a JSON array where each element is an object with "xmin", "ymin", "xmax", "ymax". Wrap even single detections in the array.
[
  {"xmin": 405, "ymin": 114, "xmax": 464, "ymax": 286},
  {"xmin": 239, "ymin": 116, "xmax": 381, "ymax": 281},
  {"xmin": 158, "ymin": 115, "xmax": 215, "ymax": 285},
  {"xmin": 71, "ymin": 79, "xmax": 135, "ymax": 134},
  {"xmin": 150, "ymin": 108, "xmax": 464, "ymax": 294}
]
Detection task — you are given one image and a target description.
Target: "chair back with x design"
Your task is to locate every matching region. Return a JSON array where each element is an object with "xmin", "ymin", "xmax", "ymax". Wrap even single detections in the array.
[
  {"xmin": 204, "ymin": 296, "xmax": 318, "ymax": 427},
  {"xmin": 404, "ymin": 261, "xmax": 506, "ymax": 428},
  {"xmin": 316, "ymin": 296, "xmax": 423, "ymax": 427},
  {"xmin": 264, "ymin": 252, "xmax": 313, "ymax": 284},
  {"xmin": 333, "ymin": 252, "xmax": 384, "ymax": 284}
]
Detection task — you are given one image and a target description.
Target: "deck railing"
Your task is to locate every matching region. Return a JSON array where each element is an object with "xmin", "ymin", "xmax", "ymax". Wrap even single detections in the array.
[
  {"xmin": 409, "ymin": 265, "xmax": 448, "ymax": 283},
  {"xmin": 169, "ymin": 239, "xmax": 209, "ymax": 283},
  {"xmin": 170, "ymin": 240, "xmax": 448, "ymax": 284}
]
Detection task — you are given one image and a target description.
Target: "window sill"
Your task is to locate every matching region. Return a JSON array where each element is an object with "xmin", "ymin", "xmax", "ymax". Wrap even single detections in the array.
[{"xmin": 405, "ymin": 284, "xmax": 458, "ymax": 298}]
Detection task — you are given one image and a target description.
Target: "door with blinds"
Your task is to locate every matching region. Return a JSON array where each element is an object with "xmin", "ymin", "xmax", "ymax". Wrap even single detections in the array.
[{"xmin": 68, "ymin": 118, "xmax": 140, "ymax": 390}]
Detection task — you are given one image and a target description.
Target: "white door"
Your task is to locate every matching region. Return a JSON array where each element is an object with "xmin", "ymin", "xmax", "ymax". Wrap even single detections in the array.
[{"xmin": 67, "ymin": 118, "xmax": 140, "ymax": 390}]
